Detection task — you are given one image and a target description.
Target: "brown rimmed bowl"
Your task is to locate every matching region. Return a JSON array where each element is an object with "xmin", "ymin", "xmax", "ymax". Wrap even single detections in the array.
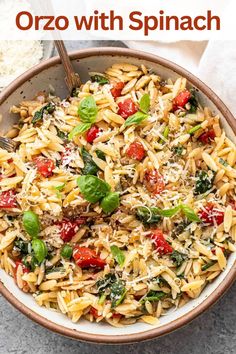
[{"xmin": 0, "ymin": 47, "xmax": 236, "ymax": 344}]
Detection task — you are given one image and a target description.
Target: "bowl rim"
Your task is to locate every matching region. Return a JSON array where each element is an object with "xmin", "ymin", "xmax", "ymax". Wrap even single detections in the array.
[{"xmin": 0, "ymin": 47, "xmax": 236, "ymax": 344}]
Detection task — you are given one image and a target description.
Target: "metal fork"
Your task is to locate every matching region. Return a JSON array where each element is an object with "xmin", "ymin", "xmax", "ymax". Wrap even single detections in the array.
[{"xmin": 0, "ymin": 137, "xmax": 19, "ymax": 152}]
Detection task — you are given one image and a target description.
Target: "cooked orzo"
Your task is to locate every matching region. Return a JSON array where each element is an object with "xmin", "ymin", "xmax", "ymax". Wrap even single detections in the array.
[{"xmin": 0, "ymin": 62, "xmax": 236, "ymax": 327}]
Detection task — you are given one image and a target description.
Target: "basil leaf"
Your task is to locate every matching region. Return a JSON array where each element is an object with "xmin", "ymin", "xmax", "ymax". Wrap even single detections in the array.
[
  {"xmin": 32, "ymin": 239, "xmax": 47, "ymax": 263},
  {"xmin": 54, "ymin": 183, "xmax": 65, "ymax": 192},
  {"xmin": 170, "ymin": 250, "xmax": 187, "ymax": 267},
  {"xmin": 81, "ymin": 147, "xmax": 99, "ymax": 176},
  {"xmin": 100, "ymin": 192, "xmax": 119, "ymax": 214},
  {"xmin": 139, "ymin": 94, "xmax": 150, "ymax": 114},
  {"xmin": 124, "ymin": 111, "xmax": 148, "ymax": 127},
  {"xmin": 110, "ymin": 245, "xmax": 125, "ymax": 267},
  {"xmin": 181, "ymin": 204, "xmax": 201, "ymax": 222},
  {"xmin": 110, "ymin": 280, "xmax": 126, "ymax": 308},
  {"xmin": 32, "ymin": 102, "xmax": 55, "ymax": 124},
  {"xmin": 136, "ymin": 206, "xmax": 161, "ymax": 224},
  {"xmin": 78, "ymin": 96, "xmax": 98, "ymax": 123},
  {"xmin": 156, "ymin": 205, "xmax": 181, "ymax": 218},
  {"xmin": 60, "ymin": 244, "xmax": 73, "ymax": 259},
  {"xmin": 68, "ymin": 122, "xmax": 91, "ymax": 141},
  {"xmin": 91, "ymin": 74, "xmax": 109, "ymax": 85},
  {"xmin": 140, "ymin": 291, "xmax": 166, "ymax": 304},
  {"xmin": 23, "ymin": 211, "xmax": 40, "ymax": 239},
  {"xmin": 77, "ymin": 175, "xmax": 111, "ymax": 203}
]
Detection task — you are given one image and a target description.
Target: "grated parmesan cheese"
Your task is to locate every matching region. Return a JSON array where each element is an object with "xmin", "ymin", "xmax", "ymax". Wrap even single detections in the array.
[{"xmin": 0, "ymin": 40, "xmax": 43, "ymax": 88}]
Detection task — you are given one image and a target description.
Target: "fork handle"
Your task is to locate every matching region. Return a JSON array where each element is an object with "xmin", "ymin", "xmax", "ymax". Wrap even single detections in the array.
[{"xmin": 54, "ymin": 40, "xmax": 81, "ymax": 93}]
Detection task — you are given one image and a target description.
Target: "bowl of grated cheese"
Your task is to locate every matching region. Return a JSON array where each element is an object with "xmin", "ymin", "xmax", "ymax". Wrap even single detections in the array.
[
  {"xmin": 0, "ymin": 40, "xmax": 54, "ymax": 90},
  {"xmin": 0, "ymin": 47, "xmax": 235, "ymax": 344}
]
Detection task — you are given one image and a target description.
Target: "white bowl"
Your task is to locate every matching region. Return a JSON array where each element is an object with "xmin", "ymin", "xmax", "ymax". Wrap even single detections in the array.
[{"xmin": 0, "ymin": 48, "xmax": 235, "ymax": 343}]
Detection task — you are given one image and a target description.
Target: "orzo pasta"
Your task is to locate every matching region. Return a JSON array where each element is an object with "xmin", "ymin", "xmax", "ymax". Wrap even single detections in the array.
[{"xmin": 0, "ymin": 63, "xmax": 235, "ymax": 326}]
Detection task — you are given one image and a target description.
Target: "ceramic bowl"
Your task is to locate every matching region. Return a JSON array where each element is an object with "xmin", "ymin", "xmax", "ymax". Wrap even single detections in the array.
[{"xmin": 0, "ymin": 48, "xmax": 236, "ymax": 344}]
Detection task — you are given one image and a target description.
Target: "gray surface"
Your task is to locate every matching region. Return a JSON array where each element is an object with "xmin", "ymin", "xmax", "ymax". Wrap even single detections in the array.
[{"xmin": 0, "ymin": 40, "xmax": 236, "ymax": 354}]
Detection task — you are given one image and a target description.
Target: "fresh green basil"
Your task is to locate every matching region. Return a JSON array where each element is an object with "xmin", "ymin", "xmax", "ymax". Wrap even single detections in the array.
[
  {"xmin": 136, "ymin": 206, "xmax": 161, "ymax": 224},
  {"xmin": 78, "ymin": 96, "xmax": 98, "ymax": 123},
  {"xmin": 91, "ymin": 74, "xmax": 109, "ymax": 85},
  {"xmin": 156, "ymin": 205, "xmax": 181, "ymax": 218},
  {"xmin": 23, "ymin": 211, "xmax": 40, "ymax": 239},
  {"xmin": 181, "ymin": 204, "xmax": 201, "ymax": 222},
  {"xmin": 124, "ymin": 111, "xmax": 148, "ymax": 128},
  {"xmin": 54, "ymin": 183, "xmax": 65, "ymax": 192},
  {"xmin": 81, "ymin": 147, "xmax": 99, "ymax": 176},
  {"xmin": 68, "ymin": 122, "xmax": 92, "ymax": 141},
  {"xmin": 77, "ymin": 175, "xmax": 111, "ymax": 203},
  {"xmin": 60, "ymin": 244, "xmax": 73, "ymax": 259},
  {"xmin": 31, "ymin": 239, "xmax": 47, "ymax": 263},
  {"xmin": 139, "ymin": 94, "xmax": 150, "ymax": 114},
  {"xmin": 159, "ymin": 126, "xmax": 169, "ymax": 144},
  {"xmin": 110, "ymin": 245, "xmax": 125, "ymax": 267},
  {"xmin": 100, "ymin": 192, "xmax": 119, "ymax": 214}
]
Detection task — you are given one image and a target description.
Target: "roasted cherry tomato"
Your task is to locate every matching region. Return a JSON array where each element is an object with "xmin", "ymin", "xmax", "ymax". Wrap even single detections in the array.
[
  {"xmin": 86, "ymin": 125, "xmax": 100, "ymax": 144},
  {"xmin": 199, "ymin": 203, "xmax": 224, "ymax": 225},
  {"xmin": 144, "ymin": 169, "xmax": 165, "ymax": 195},
  {"xmin": 126, "ymin": 141, "xmax": 145, "ymax": 161},
  {"xmin": 13, "ymin": 261, "xmax": 30, "ymax": 280},
  {"xmin": 149, "ymin": 229, "xmax": 173, "ymax": 255},
  {"xmin": 118, "ymin": 98, "xmax": 138, "ymax": 119},
  {"xmin": 58, "ymin": 218, "xmax": 87, "ymax": 242},
  {"xmin": 33, "ymin": 156, "xmax": 55, "ymax": 178},
  {"xmin": 0, "ymin": 190, "xmax": 17, "ymax": 209},
  {"xmin": 172, "ymin": 90, "xmax": 191, "ymax": 111},
  {"xmin": 229, "ymin": 199, "xmax": 236, "ymax": 210},
  {"xmin": 198, "ymin": 129, "xmax": 216, "ymax": 144},
  {"xmin": 73, "ymin": 246, "xmax": 106, "ymax": 269},
  {"xmin": 111, "ymin": 82, "xmax": 125, "ymax": 98},
  {"xmin": 90, "ymin": 307, "xmax": 100, "ymax": 318}
]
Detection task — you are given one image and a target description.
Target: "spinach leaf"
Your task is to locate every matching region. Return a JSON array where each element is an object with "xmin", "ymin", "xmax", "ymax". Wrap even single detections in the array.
[
  {"xmin": 96, "ymin": 273, "xmax": 117, "ymax": 293},
  {"xmin": 14, "ymin": 240, "xmax": 29, "ymax": 254},
  {"xmin": 56, "ymin": 128, "xmax": 68, "ymax": 140},
  {"xmin": 124, "ymin": 111, "xmax": 148, "ymax": 127},
  {"xmin": 110, "ymin": 280, "xmax": 126, "ymax": 308},
  {"xmin": 139, "ymin": 94, "xmax": 150, "ymax": 114},
  {"xmin": 22, "ymin": 254, "xmax": 39, "ymax": 271},
  {"xmin": 68, "ymin": 122, "xmax": 92, "ymax": 141},
  {"xmin": 172, "ymin": 145, "xmax": 184, "ymax": 156},
  {"xmin": 170, "ymin": 250, "xmax": 187, "ymax": 267},
  {"xmin": 110, "ymin": 245, "xmax": 125, "ymax": 267},
  {"xmin": 194, "ymin": 170, "xmax": 214, "ymax": 195},
  {"xmin": 32, "ymin": 102, "xmax": 56, "ymax": 124},
  {"xmin": 77, "ymin": 175, "xmax": 111, "ymax": 203},
  {"xmin": 91, "ymin": 74, "xmax": 109, "ymax": 85},
  {"xmin": 101, "ymin": 192, "xmax": 120, "ymax": 214},
  {"xmin": 81, "ymin": 147, "xmax": 99, "ymax": 176},
  {"xmin": 201, "ymin": 260, "xmax": 217, "ymax": 271},
  {"xmin": 219, "ymin": 158, "xmax": 228, "ymax": 167},
  {"xmin": 188, "ymin": 89, "xmax": 198, "ymax": 113},
  {"xmin": 140, "ymin": 291, "xmax": 166, "ymax": 303},
  {"xmin": 95, "ymin": 149, "xmax": 106, "ymax": 161},
  {"xmin": 78, "ymin": 96, "xmax": 98, "ymax": 123},
  {"xmin": 136, "ymin": 206, "xmax": 161, "ymax": 224}
]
